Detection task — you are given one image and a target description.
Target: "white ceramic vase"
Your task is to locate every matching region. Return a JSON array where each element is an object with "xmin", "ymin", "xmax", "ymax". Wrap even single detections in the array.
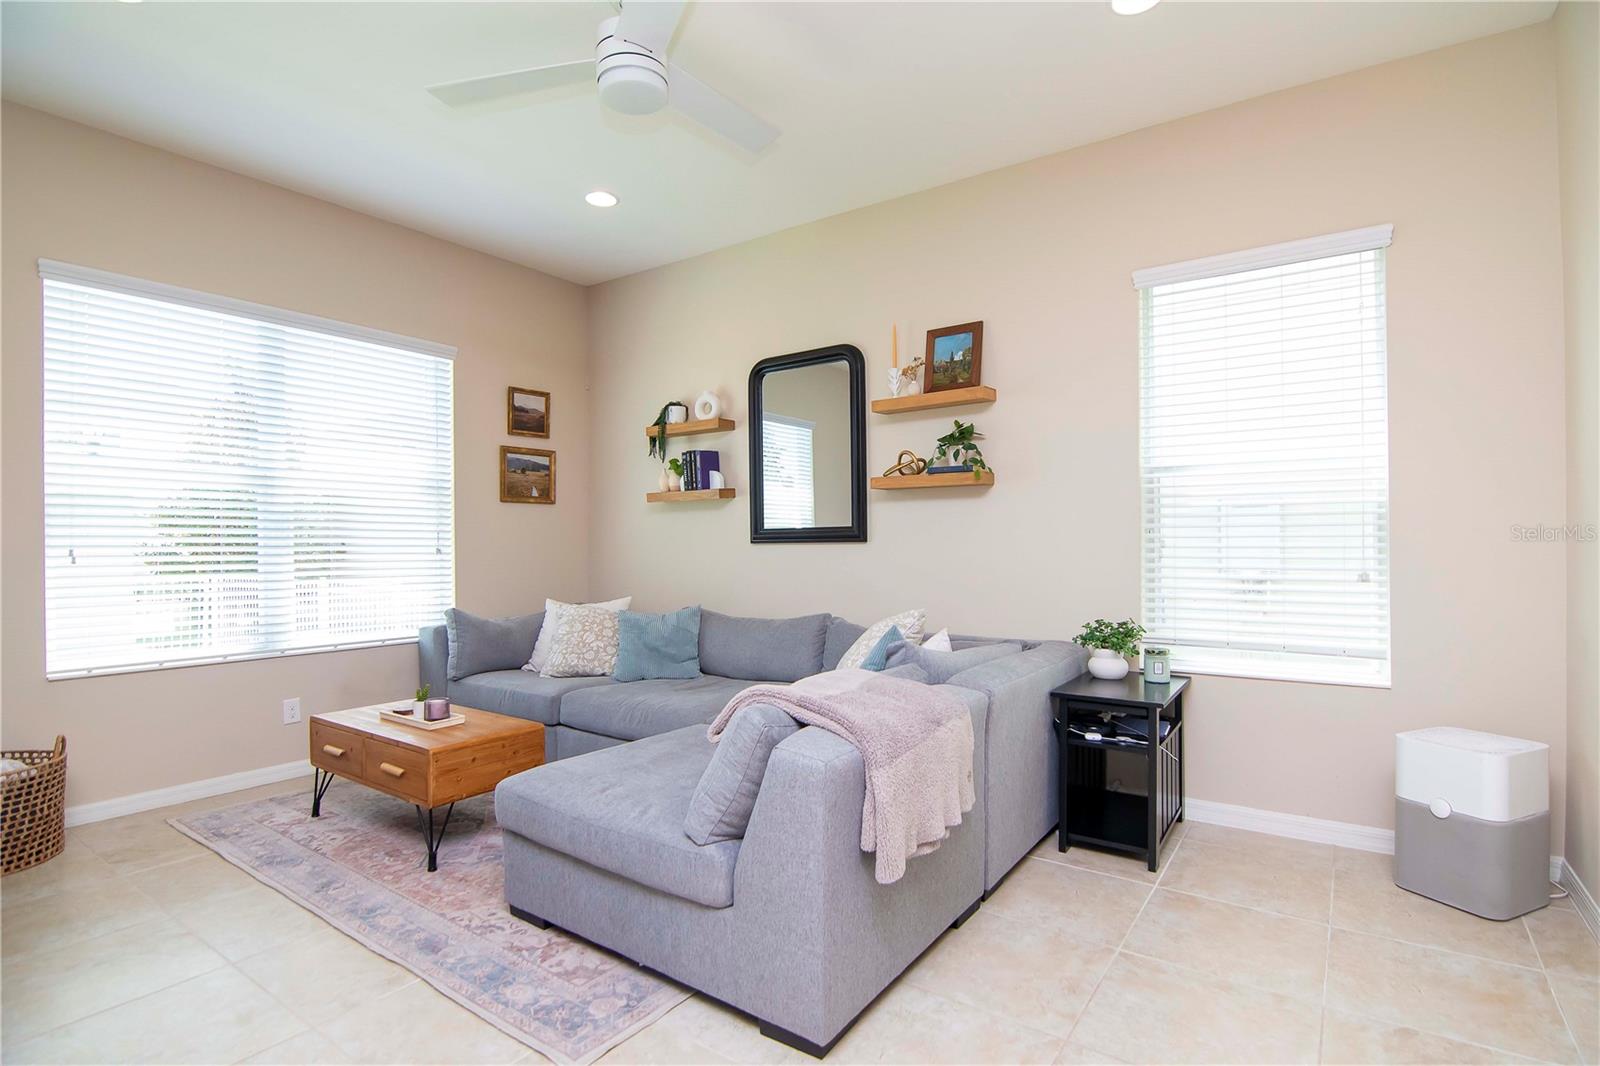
[
  {"xmin": 694, "ymin": 391, "xmax": 721, "ymax": 420},
  {"xmin": 657, "ymin": 467, "xmax": 677, "ymax": 492},
  {"xmin": 1087, "ymin": 648, "xmax": 1130, "ymax": 680}
]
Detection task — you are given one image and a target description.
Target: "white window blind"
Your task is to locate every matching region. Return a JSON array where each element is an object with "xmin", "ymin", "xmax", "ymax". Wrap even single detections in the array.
[
  {"xmin": 761, "ymin": 414, "xmax": 815, "ymax": 529},
  {"xmin": 41, "ymin": 261, "xmax": 455, "ymax": 679},
  {"xmin": 1135, "ymin": 227, "xmax": 1392, "ymax": 686}
]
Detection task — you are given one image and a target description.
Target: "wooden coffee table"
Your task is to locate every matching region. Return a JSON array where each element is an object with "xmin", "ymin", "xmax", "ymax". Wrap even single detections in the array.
[{"xmin": 308, "ymin": 702, "xmax": 544, "ymax": 871}]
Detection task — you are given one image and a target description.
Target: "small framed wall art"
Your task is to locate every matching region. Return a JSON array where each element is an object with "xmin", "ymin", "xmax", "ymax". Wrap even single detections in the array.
[
  {"xmin": 500, "ymin": 446, "xmax": 556, "ymax": 504},
  {"xmin": 507, "ymin": 386, "xmax": 550, "ymax": 438},
  {"xmin": 923, "ymin": 322, "xmax": 983, "ymax": 393}
]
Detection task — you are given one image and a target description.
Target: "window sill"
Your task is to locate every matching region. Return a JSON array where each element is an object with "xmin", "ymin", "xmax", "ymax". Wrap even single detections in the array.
[
  {"xmin": 1167, "ymin": 660, "xmax": 1392, "ymax": 690},
  {"xmin": 46, "ymin": 637, "xmax": 419, "ymax": 681}
]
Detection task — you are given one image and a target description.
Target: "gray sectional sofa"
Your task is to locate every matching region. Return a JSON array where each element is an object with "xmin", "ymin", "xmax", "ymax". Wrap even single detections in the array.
[{"xmin": 418, "ymin": 609, "xmax": 1086, "ymax": 1056}]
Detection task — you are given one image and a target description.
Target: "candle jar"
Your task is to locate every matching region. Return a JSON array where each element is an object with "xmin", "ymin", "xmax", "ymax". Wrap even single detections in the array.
[
  {"xmin": 423, "ymin": 697, "xmax": 452, "ymax": 722},
  {"xmin": 1144, "ymin": 647, "xmax": 1171, "ymax": 684}
]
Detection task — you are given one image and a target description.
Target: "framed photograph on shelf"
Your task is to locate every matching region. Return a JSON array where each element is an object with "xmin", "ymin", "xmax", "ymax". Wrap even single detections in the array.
[
  {"xmin": 923, "ymin": 322, "xmax": 983, "ymax": 393},
  {"xmin": 507, "ymin": 387, "xmax": 550, "ymax": 438},
  {"xmin": 500, "ymin": 446, "xmax": 555, "ymax": 504}
]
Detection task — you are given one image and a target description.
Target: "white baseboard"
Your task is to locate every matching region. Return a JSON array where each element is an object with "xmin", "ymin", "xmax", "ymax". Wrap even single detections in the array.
[
  {"xmin": 1184, "ymin": 797, "xmax": 1566, "ymax": 882},
  {"xmin": 1559, "ymin": 859, "xmax": 1600, "ymax": 940},
  {"xmin": 65, "ymin": 759, "xmax": 313, "ymax": 828},
  {"xmin": 1185, "ymin": 797, "xmax": 1395, "ymax": 853}
]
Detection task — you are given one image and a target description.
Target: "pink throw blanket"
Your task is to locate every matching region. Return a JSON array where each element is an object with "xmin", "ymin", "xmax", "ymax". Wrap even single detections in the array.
[{"xmin": 707, "ymin": 670, "xmax": 975, "ymax": 884}]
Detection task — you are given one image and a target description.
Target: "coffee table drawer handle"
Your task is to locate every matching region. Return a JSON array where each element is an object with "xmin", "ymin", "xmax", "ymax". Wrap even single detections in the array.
[
  {"xmin": 321, "ymin": 744, "xmax": 346, "ymax": 758},
  {"xmin": 379, "ymin": 762, "xmax": 405, "ymax": 778}
]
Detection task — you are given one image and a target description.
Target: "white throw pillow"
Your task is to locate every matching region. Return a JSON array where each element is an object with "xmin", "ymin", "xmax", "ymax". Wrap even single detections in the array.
[
  {"xmin": 540, "ymin": 604, "xmax": 622, "ymax": 678},
  {"xmin": 525, "ymin": 596, "xmax": 631, "ymax": 672},
  {"xmin": 922, "ymin": 628, "xmax": 953, "ymax": 652},
  {"xmin": 836, "ymin": 609, "xmax": 927, "ymax": 670}
]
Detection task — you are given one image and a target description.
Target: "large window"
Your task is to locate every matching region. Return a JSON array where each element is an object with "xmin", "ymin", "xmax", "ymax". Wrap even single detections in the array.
[
  {"xmin": 760, "ymin": 414, "xmax": 816, "ymax": 529},
  {"xmin": 41, "ymin": 261, "xmax": 455, "ymax": 679},
  {"xmin": 1135, "ymin": 226, "xmax": 1392, "ymax": 686}
]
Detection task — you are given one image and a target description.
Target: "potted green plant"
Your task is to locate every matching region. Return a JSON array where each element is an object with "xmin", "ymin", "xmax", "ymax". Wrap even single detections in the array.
[
  {"xmin": 1073, "ymin": 618, "xmax": 1146, "ymax": 680},
  {"xmin": 664, "ymin": 456, "xmax": 685, "ymax": 492},
  {"xmin": 413, "ymin": 683, "xmax": 431, "ymax": 716},
  {"xmin": 931, "ymin": 420, "xmax": 991, "ymax": 479}
]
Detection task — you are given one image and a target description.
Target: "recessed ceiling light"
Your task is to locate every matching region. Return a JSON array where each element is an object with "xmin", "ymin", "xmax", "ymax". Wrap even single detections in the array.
[
  {"xmin": 585, "ymin": 190, "xmax": 619, "ymax": 208},
  {"xmin": 1111, "ymin": 0, "xmax": 1159, "ymax": 13}
]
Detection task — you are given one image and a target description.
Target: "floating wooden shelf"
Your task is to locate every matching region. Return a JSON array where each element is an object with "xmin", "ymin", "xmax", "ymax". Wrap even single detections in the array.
[
  {"xmin": 871, "ymin": 471, "xmax": 995, "ymax": 490},
  {"xmin": 644, "ymin": 418, "xmax": 735, "ymax": 439},
  {"xmin": 646, "ymin": 488, "xmax": 737, "ymax": 503},
  {"xmin": 870, "ymin": 386, "xmax": 996, "ymax": 415}
]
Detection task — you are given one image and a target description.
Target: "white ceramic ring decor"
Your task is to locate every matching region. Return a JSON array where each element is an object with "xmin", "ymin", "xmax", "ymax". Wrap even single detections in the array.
[{"xmin": 694, "ymin": 391, "xmax": 721, "ymax": 420}]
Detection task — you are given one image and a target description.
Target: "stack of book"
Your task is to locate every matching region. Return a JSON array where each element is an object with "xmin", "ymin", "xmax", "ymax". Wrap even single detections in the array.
[{"xmin": 679, "ymin": 449, "xmax": 721, "ymax": 491}]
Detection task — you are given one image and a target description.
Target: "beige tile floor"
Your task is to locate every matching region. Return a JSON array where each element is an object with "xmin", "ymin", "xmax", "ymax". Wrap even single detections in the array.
[{"xmin": 2, "ymin": 780, "xmax": 1596, "ymax": 1065}]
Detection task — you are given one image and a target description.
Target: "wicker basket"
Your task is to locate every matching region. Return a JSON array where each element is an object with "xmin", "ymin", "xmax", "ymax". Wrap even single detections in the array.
[{"xmin": 2, "ymin": 736, "xmax": 67, "ymax": 875}]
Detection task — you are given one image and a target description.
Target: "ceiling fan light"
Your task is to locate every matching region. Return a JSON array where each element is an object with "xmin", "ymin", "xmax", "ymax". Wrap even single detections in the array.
[
  {"xmin": 585, "ymin": 190, "xmax": 619, "ymax": 208},
  {"xmin": 1111, "ymin": 0, "xmax": 1160, "ymax": 13}
]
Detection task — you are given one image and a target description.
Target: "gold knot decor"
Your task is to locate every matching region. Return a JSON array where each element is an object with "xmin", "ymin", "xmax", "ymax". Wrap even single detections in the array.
[{"xmin": 882, "ymin": 450, "xmax": 928, "ymax": 477}]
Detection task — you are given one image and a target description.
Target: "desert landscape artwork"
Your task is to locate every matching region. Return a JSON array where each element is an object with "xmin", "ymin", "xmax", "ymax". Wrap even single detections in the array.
[
  {"xmin": 500, "ymin": 446, "xmax": 555, "ymax": 504},
  {"xmin": 508, "ymin": 387, "xmax": 550, "ymax": 438},
  {"xmin": 924, "ymin": 321, "xmax": 984, "ymax": 393}
]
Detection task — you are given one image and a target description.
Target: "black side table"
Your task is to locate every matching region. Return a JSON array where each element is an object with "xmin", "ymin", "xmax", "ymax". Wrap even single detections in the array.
[{"xmin": 1050, "ymin": 672, "xmax": 1189, "ymax": 872}]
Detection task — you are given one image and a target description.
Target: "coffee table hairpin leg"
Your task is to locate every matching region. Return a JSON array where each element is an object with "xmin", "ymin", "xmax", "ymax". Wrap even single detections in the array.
[
  {"xmin": 415, "ymin": 803, "xmax": 456, "ymax": 872},
  {"xmin": 311, "ymin": 768, "xmax": 335, "ymax": 817}
]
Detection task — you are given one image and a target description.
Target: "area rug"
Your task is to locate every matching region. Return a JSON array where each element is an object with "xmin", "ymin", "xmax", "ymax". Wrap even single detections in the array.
[{"xmin": 171, "ymin": 782, "xmax": 688, "ymax": 1064}]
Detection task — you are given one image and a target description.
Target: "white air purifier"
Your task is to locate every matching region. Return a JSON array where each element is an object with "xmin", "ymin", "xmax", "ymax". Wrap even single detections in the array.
[{"xmin": 1394, "ymin": 727, "xmax": 1550, "ymax": 920}]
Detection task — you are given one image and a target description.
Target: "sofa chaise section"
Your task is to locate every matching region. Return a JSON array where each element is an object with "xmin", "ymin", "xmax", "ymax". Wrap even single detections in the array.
[{"xmin": 495, "ymin": 687, "xmax": 990, "ymax": 1056}]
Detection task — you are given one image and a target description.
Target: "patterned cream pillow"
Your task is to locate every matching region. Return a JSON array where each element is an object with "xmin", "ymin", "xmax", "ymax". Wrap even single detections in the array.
[
  {"xmin": 540, "ymin": 603, "xmax": 622, "ymax": 678},
  {"xmin": 836, "ymin": 609, "xmax": 928, "ymax": 670}
]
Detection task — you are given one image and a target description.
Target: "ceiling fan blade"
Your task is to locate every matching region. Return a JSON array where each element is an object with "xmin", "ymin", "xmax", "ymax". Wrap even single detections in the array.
[
  {"xmin": 427, "ymin": 59, "xmax": 593, "ymax": 108},
  {"xmin": 667, "ymin": 62, "xmax": 779, "ymax": 153},
  {"xmin": 615, "ymin": 1, "xmax": 685, "ymax": 53}
]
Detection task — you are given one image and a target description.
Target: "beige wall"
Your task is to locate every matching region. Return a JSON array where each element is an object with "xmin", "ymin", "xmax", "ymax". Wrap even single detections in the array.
[
  {"xmin": 588, "ymin": 25, "xmax": 1571, "ymax": 838},
  {"xmin": 1556, "ymin": 0, "xmax": 1599, "ymax": 895},
  {"xmin": 1, "ymin": 104, "xmax": 591, "ymax": 808}
]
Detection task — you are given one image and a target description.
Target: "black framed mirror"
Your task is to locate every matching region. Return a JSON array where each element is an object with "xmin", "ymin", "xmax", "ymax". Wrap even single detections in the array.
[{"xmin": 748, "ymin": 344, "xmax": 867, "ymax": 543}]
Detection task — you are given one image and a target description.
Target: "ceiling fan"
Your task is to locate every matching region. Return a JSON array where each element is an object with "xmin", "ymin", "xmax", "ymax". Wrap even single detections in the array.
[{"xmin": 426, "ymin": 1, "xmax": 780, "ymax": 154}]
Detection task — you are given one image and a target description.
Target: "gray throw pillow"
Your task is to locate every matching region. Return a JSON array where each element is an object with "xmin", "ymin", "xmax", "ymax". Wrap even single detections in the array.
[
  {"xmin": 698, "ymin": 610, "xmax": 830, "ymax": 682},
  {"xmin": 822, "ymin": 617, "xmax": 868, "ymax": 670},
  {"xmin": 684, "ymin": 704, "xmax": 799, "ymax": 845},
  {"xmin": 445, "ymin": 608, "xmax": 543, "ymax": 681},
  {"xmin": 877, "ymin": 663, "xmax": 931, "ymax": 683},
  {"xmin": 885, "ymin": 639, "xmax": 1023, "ymax": 685},
  {"xmin": 615, "ymin": 606, "xmax": 702, "ymax": 682}
]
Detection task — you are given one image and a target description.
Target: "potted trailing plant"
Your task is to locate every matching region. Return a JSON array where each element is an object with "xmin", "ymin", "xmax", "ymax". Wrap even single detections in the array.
[
  {"xmin": 412, "ymin": 683, "xmax": 431, "ymax": 716},
  {"xmin": 1073, "ymin": 618, "xmax": 1146, "ymax": 681},
  {"xmin": 931, "ymin": 420, "xmax": 991, "ymax": 479},
  {"xmin": 648, "ymin": 401, "xmax": 689, "ymax": 461}
]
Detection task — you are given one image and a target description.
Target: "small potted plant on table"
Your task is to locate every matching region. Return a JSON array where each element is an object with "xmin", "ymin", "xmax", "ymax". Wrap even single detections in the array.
[
  {"xmin": 1073, "ymin": 618, "xmax": 1146, "ymax": 681},
  {"xmin": 411, "ymin": 684, "xmax": 431, "ymax": 716}
]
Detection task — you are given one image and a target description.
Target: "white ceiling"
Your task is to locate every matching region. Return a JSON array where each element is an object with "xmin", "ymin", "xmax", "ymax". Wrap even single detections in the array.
[{"xmin": 2, "ymin": 1, "xmax": 1553, "ymax": 285}]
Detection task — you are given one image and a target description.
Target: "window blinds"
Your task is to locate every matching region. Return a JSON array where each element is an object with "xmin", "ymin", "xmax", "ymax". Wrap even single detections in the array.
[
  {"xmin": 1135, "ymin": 227, "xmax": 1392, "ymax": 686},
  {"xmin": 760, "ymin": 415, "xmax": 816, "ymax": 529},
  {"xmin": 40, "ymin": 261, "xmax": 455, "ymax": 679}
]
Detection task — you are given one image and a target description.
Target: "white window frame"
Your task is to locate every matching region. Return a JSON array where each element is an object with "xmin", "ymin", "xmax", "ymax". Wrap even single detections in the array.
[
  {"xmin": 1133, "ymin": 226, "xmax": 1393, "ymax": 688},
  {"xmin": 39, "ymin": 259, "xmax": 457, "ymax": 679}
]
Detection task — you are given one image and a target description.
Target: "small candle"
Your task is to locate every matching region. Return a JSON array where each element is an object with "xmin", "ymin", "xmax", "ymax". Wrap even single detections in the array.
[{"xmin": 892, "ymin": 323, "xmax": 899, "ymax": 368}]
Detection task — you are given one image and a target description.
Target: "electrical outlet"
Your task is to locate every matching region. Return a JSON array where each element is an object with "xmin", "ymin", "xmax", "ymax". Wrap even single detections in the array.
[{"xmin": 282, "ymin": 697, "xmax": 302, "ymax": 725}]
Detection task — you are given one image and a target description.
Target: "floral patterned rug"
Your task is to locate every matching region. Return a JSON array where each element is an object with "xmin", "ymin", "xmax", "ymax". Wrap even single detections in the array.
[{"xmin": 172, "ymin": 783, "xmax": 687, "ymax": 1064}]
